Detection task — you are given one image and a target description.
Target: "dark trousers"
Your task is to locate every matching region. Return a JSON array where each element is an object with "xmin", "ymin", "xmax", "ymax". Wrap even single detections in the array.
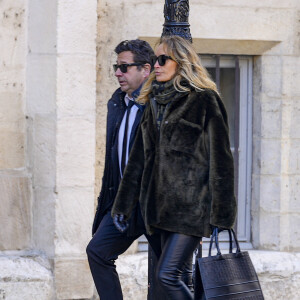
[
  {"xmin": 156, "ymin": 230, "xmax": 201, "ymax": 300},
  {"xmin": 86, "ymin": 211, "xmax": 161, "ymax": 300}
]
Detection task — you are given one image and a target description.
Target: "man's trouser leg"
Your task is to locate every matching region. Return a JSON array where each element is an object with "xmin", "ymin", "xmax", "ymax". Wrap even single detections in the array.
[{"xmin": 86, "ymin": 211, "xmax": 139, "ymax": 300}]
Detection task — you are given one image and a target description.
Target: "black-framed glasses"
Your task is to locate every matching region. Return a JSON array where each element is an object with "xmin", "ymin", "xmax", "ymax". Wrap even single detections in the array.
[
  {"xmin": 150, "ymin": 55, "xmax": 173, "ymax": 67},
  {"xmin": 113, "ymin": 63, "xmax": 144, "ymax": 73}
]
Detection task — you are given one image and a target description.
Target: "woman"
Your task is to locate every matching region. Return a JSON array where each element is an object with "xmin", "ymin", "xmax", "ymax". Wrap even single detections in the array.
[{"xmin": 112, "ymin": 35, "xmax": 237, "ymax": 299}]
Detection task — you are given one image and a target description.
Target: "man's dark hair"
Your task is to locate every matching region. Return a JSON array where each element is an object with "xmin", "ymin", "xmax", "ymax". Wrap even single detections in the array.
[{"xmin": 115, "ymin": 39, "xmax": 154, "ymax": 69}]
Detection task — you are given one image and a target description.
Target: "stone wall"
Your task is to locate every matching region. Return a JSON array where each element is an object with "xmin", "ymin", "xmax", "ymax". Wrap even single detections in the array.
[
  {"xmin": 0, "ymin": 0, "xmax": 26, "ymax": 170},
  {"xmin": 0, "ymin": 0, "xmax": 299, "ymax": 299},
  {"xmin": 0, "ymin": 0, "xmax": 31, "ymax": 251},
  {"xmin": 27, "ymin": 0, "xmax": 98, "ymax": 298},
  {"xmin": 1, "ymin": 0, "xmax": 98, "ymax": 299}
]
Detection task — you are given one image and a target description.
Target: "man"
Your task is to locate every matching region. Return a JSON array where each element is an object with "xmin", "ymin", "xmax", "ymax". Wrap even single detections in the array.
[{"xmin": 86, "ymin": 39, "xmax": 161, "ymax": 300}]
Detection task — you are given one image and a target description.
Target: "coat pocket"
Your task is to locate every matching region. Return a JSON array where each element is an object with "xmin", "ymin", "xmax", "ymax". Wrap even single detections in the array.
[{"xmin": 169, "ymin": 118, "xmax": 202, "ymax": 154}]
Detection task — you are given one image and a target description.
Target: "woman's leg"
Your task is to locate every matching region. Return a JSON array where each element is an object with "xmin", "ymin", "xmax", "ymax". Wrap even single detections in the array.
[{"xmin": 156, "ymin": 231, "xmax": 201, "ymax": 300}]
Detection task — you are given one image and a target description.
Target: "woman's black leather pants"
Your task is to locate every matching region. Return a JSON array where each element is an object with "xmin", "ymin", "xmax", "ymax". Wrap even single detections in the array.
[{"xmin": 156, "ymin": 230, "xmax": 201, "ymax": 300}]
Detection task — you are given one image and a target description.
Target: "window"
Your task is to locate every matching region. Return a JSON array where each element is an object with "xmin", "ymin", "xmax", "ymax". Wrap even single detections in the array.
[{"xmin": 200, "ymin": 55, "xmax": 253, "ymax": 248}]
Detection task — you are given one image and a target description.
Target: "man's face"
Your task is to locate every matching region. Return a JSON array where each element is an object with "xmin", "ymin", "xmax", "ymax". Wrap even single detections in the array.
[{"xmin": 115, "ymin": 51, "xmax": 148, "ymax": 97}]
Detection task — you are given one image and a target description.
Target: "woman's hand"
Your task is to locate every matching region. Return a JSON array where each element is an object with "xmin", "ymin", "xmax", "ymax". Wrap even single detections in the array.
[{"xmin": 113, "ymin": 214, "xmax": 129, "ymax": 233}]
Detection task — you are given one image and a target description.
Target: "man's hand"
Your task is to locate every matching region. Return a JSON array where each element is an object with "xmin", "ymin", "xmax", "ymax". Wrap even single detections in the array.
[{"xmin": 113, "ymin": 214, "xmax": 129, "ymax": 233}]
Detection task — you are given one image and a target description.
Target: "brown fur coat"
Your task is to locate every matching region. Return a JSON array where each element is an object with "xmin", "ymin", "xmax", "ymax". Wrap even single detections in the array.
[{"xmin": 112, "ymin": 86, "xmax": 236, "ymax": 238}]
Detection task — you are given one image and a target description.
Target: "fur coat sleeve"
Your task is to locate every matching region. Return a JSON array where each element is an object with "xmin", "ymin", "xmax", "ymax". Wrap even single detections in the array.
[{"xmin": 206, "ymin": 92, "xmax": 236, "ymax": 228}]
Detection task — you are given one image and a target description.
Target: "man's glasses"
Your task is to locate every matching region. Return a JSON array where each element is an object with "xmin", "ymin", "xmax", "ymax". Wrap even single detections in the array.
[
  {"xmin": 150, "ymin": 55, "xmax": 173, "ymax": 67},
  {"xmin": 113, "ymin": 63, "xmax": 144, "ymax": 73}
]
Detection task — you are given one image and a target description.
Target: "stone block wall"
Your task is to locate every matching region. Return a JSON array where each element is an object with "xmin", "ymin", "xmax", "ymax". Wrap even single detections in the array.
[
  {"xmin": 1, "ymin": 0, "xmax": 97, "ymax": 299},
  {"xmin": 27, "ymin": 0, "xmax": 98, "ymax": 298},
  {"xmin": 0, "ymin": 0, "xmax": 299, "ymax": 299},
  {"xmin": 0, "ymin": 0, "xmax": 31, "ymax": 252},
  {"xmin": 0, "ymin": 0, "xmax": 26, "ymax": 170}
]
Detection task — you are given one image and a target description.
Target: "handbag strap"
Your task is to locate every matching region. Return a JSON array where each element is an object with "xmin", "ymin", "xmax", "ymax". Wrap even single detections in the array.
[
  {"xmin": 208, "ymin": 228, "xmax": 241, "ymax": 257},
  {"xmin": 209, "ymin": 228, "xmax": 221, "ymax": 256},
  {"xmin": 231, "ymin": 228, "xmax": 241, "ymax": 253},
  {"xmin": 229, "ymin": 229, "xmax": 233, "ymax": 253}
]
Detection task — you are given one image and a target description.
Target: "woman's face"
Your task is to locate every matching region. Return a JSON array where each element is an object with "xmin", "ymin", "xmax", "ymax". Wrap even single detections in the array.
[{"xmin": 154, "ymin": 43, "xmax": 178, "ymax": 82}]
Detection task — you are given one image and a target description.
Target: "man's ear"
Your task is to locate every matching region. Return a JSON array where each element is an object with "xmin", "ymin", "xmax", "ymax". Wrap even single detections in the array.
[{"xmin": 143, "ymin": 63, "xmax": 151, "ymax": 78}]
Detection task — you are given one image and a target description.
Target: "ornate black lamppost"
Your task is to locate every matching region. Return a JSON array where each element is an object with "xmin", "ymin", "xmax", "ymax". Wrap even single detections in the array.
[{"xmin": 161, "ymin": 0, "xmax": 192, "ymax": 43}]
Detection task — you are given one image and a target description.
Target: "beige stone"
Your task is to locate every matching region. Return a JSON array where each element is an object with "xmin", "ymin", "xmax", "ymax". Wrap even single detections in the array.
[
  {"xmin": 289, "ymin": 176, "xmax": 300, "ymax": 211},
  {"xmin": 249, "ymin": 251, "xmax": 300, "ymax": 300},
  {"xmin": 260, "ymin": 139, "xmax": 282, "ymax": 175},
  {"xmin": 56, "ymin": 56, "xmax": 96, "ymax": 117},
  {"xmin": 0, "ymin": 256, "xmax": 54, "ymax": 300},
  {"xmin": 54, "ymin": 257, "xmax": 93, "ymax": 299},
  {"xmin": 190, "ymin": 5, "xmax": 294, "ymax": 41},
  {"xmin": 27, "ymin": 0, "xmax": 57, "ymax": 54},
  {"xmin": 285, "ymin": 99, "xmax": 300, "ymax": 139},
  {"xmin": 57, "ymin": 0, "xmax": 97, "ymax": 54},
  {"xmin": 282, "ymin": 56, "xmax": 300, "ymax": 97},
  {"xmin": 0, "ymin": 0, "xmax": 26, "ymax": 66},
  {"xmin": 32, "ymin": 114, "xmax": 56, "ymax": 188},
  {"xmin": 56, "ymin": 117, "xmax": 95, "ymax": 187},
  {"xmin": 281, "ymin": 98, "xmax": 293, "ymax": 139},
  {"xmin": 0, "ymin": 176, "xmax": 31, "ymax": 250},
  {"xmin": 284, "ymin": 139, "xmax": 300, "ymax": 175},
  {"xmin": 0, "ymin": 79, "xmax": 25, "ymax": 171},
  {"xmin": 260, "ymin": 56, "xmax": 283, "ymax": 98},
  {"xmin": 288, "ymin": 214, "xmax": 300, "ymax": 251},
  {"xmin": 260, "ymin": 97, "xmax": 282, "ymax": 139},
  {"xmin": 26, "ymin": 55, "xmax": 57, "ymax": 115},
  {"xmin": 0, "ymin": 69, "xmax": 24, "ymax": 93},
  {"xmin": 0, "ymin": 0, "xmax": 26, "ymax": 171},
  {"xmin": 116, "ymin": 253, "xmax": 148, "ymax": 300},
  {"xmin": 0, "ymin": 283, "xmax": 53, "ymax": 300},
  {"xmin": 0, "ymin": 131, "xmax": 25, "ymax": 169},
  {"xmin": 32, "ymin": 187, "xmax": 56, "ymax": 256},
  {"xmin": 55, "ymin": 187, "xmax": 94, "ymax": 256},
  {"xmin": 259, "ymin": 175, "xmax": 281, "ymax": 212},
  {"xmin": 259, "ymin": 211, "xmax": 281, "ymax": 250}
]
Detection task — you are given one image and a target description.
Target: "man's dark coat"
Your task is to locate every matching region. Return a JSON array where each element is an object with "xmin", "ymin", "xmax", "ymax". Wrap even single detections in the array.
[
  {"xmin": 112, "ymin": 88, "xmax": 237, "ymax": 238},
  {"xmin": 92, "ymin": 88, "xmax": 144, "ymax": 235}
]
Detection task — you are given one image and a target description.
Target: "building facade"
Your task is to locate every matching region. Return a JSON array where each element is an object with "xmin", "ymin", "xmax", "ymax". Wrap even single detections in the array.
[{"xmin": 0, "ymin": 0, "xmax": 299, "ymax": 299}]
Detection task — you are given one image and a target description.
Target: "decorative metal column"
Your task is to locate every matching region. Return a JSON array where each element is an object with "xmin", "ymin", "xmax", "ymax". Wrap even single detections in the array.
[{"xmin": 161, "ymin": 0, "xmax": 192, "ymax": 42}]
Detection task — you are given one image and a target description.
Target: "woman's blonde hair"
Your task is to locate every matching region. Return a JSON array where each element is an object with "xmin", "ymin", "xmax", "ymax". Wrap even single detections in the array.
[{"xmin": 138, "ymin": 35, "xmax": 218, "ymax": 104}]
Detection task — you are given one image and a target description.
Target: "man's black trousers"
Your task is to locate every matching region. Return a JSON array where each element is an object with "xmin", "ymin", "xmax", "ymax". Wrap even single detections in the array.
[{"xmin": 86, "ymin": 210, "xmax": 161, "ymax": 300}]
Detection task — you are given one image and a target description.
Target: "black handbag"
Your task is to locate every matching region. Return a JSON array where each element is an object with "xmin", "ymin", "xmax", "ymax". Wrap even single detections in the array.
[{"xmin": 194, "ymin": 228, "xmax": 264, "ymax": 300}]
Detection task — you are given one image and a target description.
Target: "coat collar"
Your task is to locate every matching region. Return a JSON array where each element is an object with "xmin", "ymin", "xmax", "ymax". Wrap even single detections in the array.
[{"xmin": 116, "ymin": 84, "xmax": 146, "ymax": 112}]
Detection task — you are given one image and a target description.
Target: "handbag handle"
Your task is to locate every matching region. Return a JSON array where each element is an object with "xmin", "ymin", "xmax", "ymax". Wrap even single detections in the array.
[{"xmin": 208, "ymin": 228, "xmax": 241, "ymax": 257}]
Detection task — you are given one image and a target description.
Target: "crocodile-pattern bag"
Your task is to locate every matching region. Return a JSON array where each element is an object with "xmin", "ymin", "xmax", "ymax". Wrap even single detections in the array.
[{"xmin": 196, "ymin": 228, "xmax": 264, "ymax": 300}]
